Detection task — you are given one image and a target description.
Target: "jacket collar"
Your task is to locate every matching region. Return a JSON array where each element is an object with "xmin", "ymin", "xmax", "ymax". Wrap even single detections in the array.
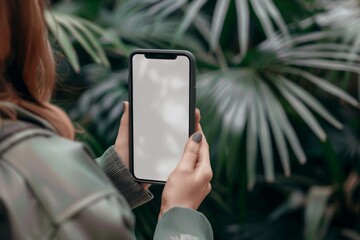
[{"xmin": 0, "ymin": 101, "xmax": 57, "ymax": 133}]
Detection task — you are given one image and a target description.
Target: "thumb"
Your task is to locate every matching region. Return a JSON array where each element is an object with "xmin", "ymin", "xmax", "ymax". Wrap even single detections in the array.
[
  {"xmin": 177, "ymin": 132, "xmax": 203, "ymax": 171},
  {"xmin": 115, "ymin": 101, "xmax": 129, "ymax": 151}
]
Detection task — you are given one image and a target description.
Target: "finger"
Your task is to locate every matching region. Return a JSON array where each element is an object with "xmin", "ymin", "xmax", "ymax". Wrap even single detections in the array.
[
  {"xmin": 177, "ymin": 131, "xmax": 203, "ymax": 170},
  {"xmin": 141, "ymin": 183, "xmax": 151, "ymax": 190},
  {"xmin": 195, "ymin": 108, "xmax": 201, "ymax": 132},
  {"xmin": 195, "ymin": 125, "xmax": 211, "ymax": 170},
  {"xmin": 196, "ymin": 141, "xmax": 211, "ymax": 170},
  {"xmin": 116, "ymin": 101, "xmax": 129, "ymax": 150},
  {"xmin": 207, "ymin": 183, "xmax": 212, "ymax": 194},
  {"xmin": 195, "ymin": 108, "xmax": 201, "ymax": 124},
  {"xmin": 197, "ymin": 123, "xmax": 208, "ymax": 145}
]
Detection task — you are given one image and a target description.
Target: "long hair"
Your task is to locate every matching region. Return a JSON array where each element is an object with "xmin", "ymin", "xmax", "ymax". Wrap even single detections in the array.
[{"xmin": 0, "ymin": 0, "xmax": 74, "ymax": 139}]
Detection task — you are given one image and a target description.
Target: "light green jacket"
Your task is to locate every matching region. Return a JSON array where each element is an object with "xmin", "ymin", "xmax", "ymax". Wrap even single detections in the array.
[{"xmin": 0, "ymin": 102, "xmax": 213, "ymax": 239}]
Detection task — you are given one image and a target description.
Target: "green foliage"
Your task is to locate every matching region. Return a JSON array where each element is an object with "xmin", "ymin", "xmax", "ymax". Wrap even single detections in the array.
[{"xmin": 51, "ymin": 0, "xmax": 360, "ymax": 239}]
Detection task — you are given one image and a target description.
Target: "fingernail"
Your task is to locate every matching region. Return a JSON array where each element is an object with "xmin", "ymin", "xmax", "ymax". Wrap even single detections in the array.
[{"xmin": 192, "ymin": 132, "xmax": 202, "ymax": 143}]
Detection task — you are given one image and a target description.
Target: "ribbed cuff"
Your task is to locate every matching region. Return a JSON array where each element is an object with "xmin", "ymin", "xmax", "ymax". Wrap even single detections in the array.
[
  {"xmin": 96, "ymin": 146, "xmax": 153, "ymax": 209},
  {"xmin": 154, "ymin": 207, "xmax": 213, "ymax": 240}
]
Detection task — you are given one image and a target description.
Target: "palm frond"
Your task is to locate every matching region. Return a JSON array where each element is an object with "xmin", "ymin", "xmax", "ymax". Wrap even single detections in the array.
[
  {"xmin": 100, "ymin": 0, "xmax": 205, "ymax": 53},
  {"xmin": 45, "ymin": 10, "xmax": 125, "ymax": 71},
  {"xmin": 246, "ymin": 91, "xmax": 259, "ymax": 189},
  {"xmin": 310, "ymin": 0, "xmax": 360, "ymax": 99},
  {"xmin": 57, "ymin": 14, "xmax": 110, "ymax": 67},
  {"xmin": 261, "ymin": 83, "xmax": 290, "ymax": 177},
  {"xmin": 198, "ymin": 70, "xmax": 307, "ymax": 188},
  {"xmin": 198, "ymin": 31, "xmax": 360, "ymax": 187},
  {"xmin": 274, "ymin": 75, "xmax": 327, "ymax": 141},
  {"xmin": 45, "ymin": 11, "xmax": 80, "ymax": 72},
  {"xmin": 51, "ymin": 1, "xmax": 83, "ymax": 15},
  {"xmin": 178, "ymin": 0, "xmax": 291, "ymax": 63},
  {"xmin": 251, "ymin": 0, "xmax": 276, "ymax": 39},
  {"xmin": 210, "ymin": 0, "xmax": 231, "ymax": 51},
  {"xmin": 304, "ymin": 186, "xmax": 335, "ymax": 240},
  {"xmin": 276, "ymin": 67, "xmax": 359, "ymax": 108},
  {"xmin": 173, "ymin": 0, "xmax": 207, "ymax": 42},
  {"xmin": 281, "ymin": 77, "xmax": 343, "ymax": 129},
  {"xmin": 71, "ymin": 67, "xmax": 128, "ymax": 146},
  {"xmin": 234, "ymin": 0, "xmax": 250, "ymax": 63},
  {"xmin": 255, "ymin": 86, "xmax": 275, "ymax": 184}
]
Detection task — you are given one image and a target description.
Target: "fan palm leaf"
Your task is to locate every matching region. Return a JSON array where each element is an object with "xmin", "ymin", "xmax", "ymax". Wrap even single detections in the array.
[
  {"xmin": 70, "ymin": 67, "xmax": 128, "ymax": 147},
  {"xmin": 45, "ymin": 10, "xmax": 127, "ymax": 72},
  {"xmin": 100, "ymin": 0, "xmax": 205, "ymax": 53},
  {"xmin": 307, "ymin": 0, "xmax": 360, "ymax": 99},
  {"xmin": 204, "ymin": 0, "xmax": 290, "ymax": 64},
  {"xmin": 198, "ymin": 32, "xmax": 360, "ymax": 188}
]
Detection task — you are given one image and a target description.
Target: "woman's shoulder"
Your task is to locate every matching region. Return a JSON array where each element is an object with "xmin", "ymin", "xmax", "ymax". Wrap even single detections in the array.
[
  {"xmin": 0, "ymin": 119, "xmax": 127, "ymax": 215},
  {"xmin": 0, "ymin": 120, "xmax": 135, "ymax": 239},
  {"xmin": 0, "ymin": 119, "xmax": 83, "ymax": 160},
  {"xmin": 0, "ymin": 119, "xmax": 99, "ymax": 179}
]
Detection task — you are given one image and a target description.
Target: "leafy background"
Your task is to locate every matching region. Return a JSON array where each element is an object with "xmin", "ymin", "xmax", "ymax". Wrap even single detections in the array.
[{"xmin": 48, "ymin": 0, "xmax": 359, "ymax": 239}]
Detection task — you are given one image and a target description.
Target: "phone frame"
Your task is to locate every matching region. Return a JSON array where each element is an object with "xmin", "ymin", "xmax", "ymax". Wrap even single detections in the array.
[{"xmin": 128, "ymin": 49, "xmax": 196, "ymax": 184}]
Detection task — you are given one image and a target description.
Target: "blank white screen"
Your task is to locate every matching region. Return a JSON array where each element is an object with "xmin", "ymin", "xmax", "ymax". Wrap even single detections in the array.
[{"xmin": 132, "ymin": 54, "xmax": 190, "ymax": 182}]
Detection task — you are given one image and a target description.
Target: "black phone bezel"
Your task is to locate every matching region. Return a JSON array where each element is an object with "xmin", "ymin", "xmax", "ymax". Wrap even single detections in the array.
[{"xmin": 128, "ymin": 49, "xmax": 196, "ymax": 184}]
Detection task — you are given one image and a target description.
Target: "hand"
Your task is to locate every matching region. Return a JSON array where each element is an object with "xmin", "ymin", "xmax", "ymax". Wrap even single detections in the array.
[
  {"xmin": 114, "ymin": 102, "xmax": 202, "ymax": 190},
  {"xmin": 159, "ymin": 124, "xmax": 212, "ymax": 218},
  {"xmin": 115, "ymin": 101, "xmax": 150, "ymax": 190}
]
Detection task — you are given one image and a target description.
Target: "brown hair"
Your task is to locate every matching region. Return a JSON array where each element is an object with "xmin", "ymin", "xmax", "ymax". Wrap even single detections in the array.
[{"xmin": 0, "ymin": 0, "xmax": 74, "ymax": 139}]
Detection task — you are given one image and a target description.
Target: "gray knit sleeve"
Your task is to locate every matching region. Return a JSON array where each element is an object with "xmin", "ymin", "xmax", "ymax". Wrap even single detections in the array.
[
  {"xmin": 154, "ymin": 207, "xmax": 213, "ymax": 240},
  {"xmin": 96, "ymin": 146, "xmax": 153, "ymax": 209}
]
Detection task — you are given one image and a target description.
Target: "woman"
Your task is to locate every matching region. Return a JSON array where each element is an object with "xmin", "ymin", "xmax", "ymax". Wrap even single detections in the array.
[{"xmin": 0, "ymin": 0, "xmax": 213, "ymax": 239}]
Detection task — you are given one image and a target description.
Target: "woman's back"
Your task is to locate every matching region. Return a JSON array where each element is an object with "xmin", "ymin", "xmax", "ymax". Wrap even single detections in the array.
[
  {"xmin": 0, "ymin": 112, "xmax": 135, "ymax": 239},
  {"xmin": 0, "ymin": 0, "xmax": 213, "ymax": 239}
]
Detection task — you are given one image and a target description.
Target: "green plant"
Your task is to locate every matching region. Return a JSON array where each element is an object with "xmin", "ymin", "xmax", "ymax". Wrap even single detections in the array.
[
  {"xmin": 45, "ymin": 2, "xmax": 129, "ymax": 72},
  {"xmin": 50, "ymin": 0, "xmax": 360, "ymax": 239}
]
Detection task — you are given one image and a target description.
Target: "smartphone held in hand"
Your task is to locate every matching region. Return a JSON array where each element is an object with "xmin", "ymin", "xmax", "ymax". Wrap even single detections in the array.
[{"xmin": 129, "ymin": 49, "xmax": 196, "ymax": 184}]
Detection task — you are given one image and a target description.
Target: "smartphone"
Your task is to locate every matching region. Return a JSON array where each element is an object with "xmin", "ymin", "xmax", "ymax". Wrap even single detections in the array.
[{"xmin": 129, "ymin": 49, "xmax": 196, "ymax": 184}]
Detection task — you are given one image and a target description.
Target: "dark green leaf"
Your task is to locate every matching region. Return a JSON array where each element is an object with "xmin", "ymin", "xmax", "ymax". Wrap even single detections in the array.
[{"xmin": 210, "ymin": 0, "xmax": 230, "ymax": 50}]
